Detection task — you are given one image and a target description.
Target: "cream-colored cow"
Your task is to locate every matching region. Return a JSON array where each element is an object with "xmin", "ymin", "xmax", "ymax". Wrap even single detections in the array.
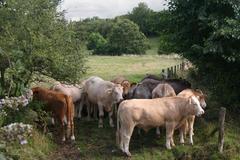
[
  {"xmin": 177, "ymin": 89, "xmax": 207, "ymax": 145},
  {"xmin": 116, "ymin": 96, "xmax": 204, "ymax": 157},
  {"xmin": 152, "ymin": 83, "xmax": 176, "ymax": 136}
]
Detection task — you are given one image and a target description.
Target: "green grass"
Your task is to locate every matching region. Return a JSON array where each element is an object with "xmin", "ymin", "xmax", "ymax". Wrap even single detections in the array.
[
  {"xmin": 74, "ymin": 115, "xmax": 240, "ymax": 160},
  {"xmin": 146, "ymin": 37, "xmax": 160, "ymax": 55},
  {"xmin": 1, "ymin": 129, "xmax": 56, "ymax": 160},
  {"xmin": 82, "ymin": 54, "xmax": 182, "ymax": 82}
]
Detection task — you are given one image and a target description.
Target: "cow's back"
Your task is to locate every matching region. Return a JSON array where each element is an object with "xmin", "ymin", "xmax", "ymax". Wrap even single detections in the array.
[
  {"xmin": 84, "ymin": 76, "xmax": 114, "ymax": 103},
  {"xmin": 119, "ymin": 97, "xmax": 188, "ymax": 128}
]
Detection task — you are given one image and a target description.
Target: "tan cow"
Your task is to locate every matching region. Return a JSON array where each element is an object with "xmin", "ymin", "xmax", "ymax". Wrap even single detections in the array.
[
  {"xmin": 177, "ymin": 89, "xmax": 206, "ymax": 145},
  {"xmin": 83, "ymin": 76, "xmax": 123, "ymax": 128},
  {"xmin": 152, "ymin": 83, "xmax": 176, "ymax": 99},
  {"xmin": 116, "ymin": 96, "xmax": 204, "ymax": 156},
  {"xmin": 152, "ymin": 83, "xmax": 176, "ymax": 136}
]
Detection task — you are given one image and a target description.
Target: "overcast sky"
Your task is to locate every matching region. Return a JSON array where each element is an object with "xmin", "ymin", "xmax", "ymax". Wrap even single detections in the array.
[{"xmin": 59, "ymin": 0, "xmax": 167, "ymax": 21}]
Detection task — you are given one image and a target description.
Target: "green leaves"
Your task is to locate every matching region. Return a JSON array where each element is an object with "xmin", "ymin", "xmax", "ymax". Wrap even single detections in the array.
[
  {"xmin": 167, "ymin": 0, "xmax": 240, "ymax": 110},
  {"xmin": 108, "ymin": 18, "xmax": 148, "ymax": 55},
  {"xmin": 0, "ymin": 0, "xmax": 85, "ymax": 96}
]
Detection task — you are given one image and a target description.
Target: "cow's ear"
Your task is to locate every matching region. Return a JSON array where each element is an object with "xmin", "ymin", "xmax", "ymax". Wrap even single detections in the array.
[{"xmin": 106, "ymin": 88, "xmax": 112, "ymax": 94}]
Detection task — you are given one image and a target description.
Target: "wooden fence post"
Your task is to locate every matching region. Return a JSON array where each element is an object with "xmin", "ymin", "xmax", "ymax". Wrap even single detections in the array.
[
  {"xmin": 218, "ymin": 107, "xmax": 226, "ymax": 153},
  {"xmin": 167, "ymin": 68, "xmax": 170, "ymax": 78},
  {"xmin": 174, "ymin": 66, "xmax": 177, "ymax": 76}
]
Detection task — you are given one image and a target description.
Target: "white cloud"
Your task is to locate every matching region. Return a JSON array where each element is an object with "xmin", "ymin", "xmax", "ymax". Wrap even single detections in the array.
[{"xmin": 59, "ymin": 0, "xmax": 167, "ymax": 21}]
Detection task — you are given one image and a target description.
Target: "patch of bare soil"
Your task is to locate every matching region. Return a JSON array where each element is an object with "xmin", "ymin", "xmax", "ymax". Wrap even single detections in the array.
[{"xmin": 48, "ymin": 142, "xmax": 81, "ymax": 160}]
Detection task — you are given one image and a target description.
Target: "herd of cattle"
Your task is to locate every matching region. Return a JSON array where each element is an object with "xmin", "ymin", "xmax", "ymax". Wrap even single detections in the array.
[{"xmin": 31, "ymin": 74, "xmax": 207, "ymax": 156}]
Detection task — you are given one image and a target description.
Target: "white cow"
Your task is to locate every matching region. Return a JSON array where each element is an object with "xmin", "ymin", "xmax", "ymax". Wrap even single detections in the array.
[
  {"xmin": 83, "ymin": 76, "xmax": 123, "ymax": 128},
  {"xmin": 116, "ymin": 96, "xmax": 204, "ymax": 157}
]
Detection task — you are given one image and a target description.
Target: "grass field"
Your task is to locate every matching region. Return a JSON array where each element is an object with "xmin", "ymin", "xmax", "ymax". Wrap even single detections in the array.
[
  {"xmin": 146, "ymin": 37, "xmax": 160, "ymax": 55},
  {"xmin": 81, "ymin": 37, "xmax": 180, "ymax": 82},
  {"xmin": 83, "ymin": 54, "xmax": 182, "ymax": 82}
]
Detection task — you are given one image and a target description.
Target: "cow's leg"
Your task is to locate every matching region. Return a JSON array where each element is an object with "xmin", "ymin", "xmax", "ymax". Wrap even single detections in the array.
[
  {"xmin": 70, "ymin": 117, "xmax": 75, "ymax": 141},
  {"xmin": 122, "ymin": 125, "xmax": 134, "ymax": 157},
  {"xmin": 98, "ymin": 104, "xmax": 104, "ymax": 128},
  {"xmin": 74, "ymin": 102, "xmax": 79, "ymax": 118},
  {"xmin": 70, "ymin": 105, "xmax": 75, "ymax": 141},
  {"xmin": 166, "ymin": 122, "xmax": 175, "ymax": 149},
  {"xmin": 108, "ymin": 109, "xmax": 114, "ymax": 127},
  {"xmin": 156, "ymin": 127, "xmax": 160, "ymax": 137},
  {"xmin": 179, "ymin": 122, "xmax": 186, "ymax": 144},
  {"xmin": 77, "ymin": 100, "xmax": 84, "ymax": 118},
  {"xmin": 60, "ymin": 119, "xmax": 66, "ymax": 142},
  {"xmin": 51, "ymin": 117, "xmax": 55, "ymax": 125},
  {"xmin": 189, "ymin": 116, "xmax": 195, "ymax": 145},
  {"xmin": 93, "ymin": 105, "xmax": 97, "ymax": 120},
  {"xmin": 87, "ymin": 101, "xmax": 91, "ymax": 121}
]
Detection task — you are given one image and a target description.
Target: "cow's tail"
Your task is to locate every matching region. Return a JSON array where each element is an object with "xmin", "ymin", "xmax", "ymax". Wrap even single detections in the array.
[
  {"xmin": 65, "ymin": 95, "xmax": 74, "ymax": 139},
  {"xmin": 116, "ymin": 103, "xmax": 121, "ymax": 147}
]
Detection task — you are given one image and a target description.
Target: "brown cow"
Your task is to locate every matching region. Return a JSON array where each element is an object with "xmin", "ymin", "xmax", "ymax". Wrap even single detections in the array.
[
  {"xmin": 116, "ymin": 96, "xmax": 204, "ymax": 156},
  {"xmin": 32, "ymin": 87, "xmax": 75, "ymax": 142},
  {"xmin": 111, "ymin": 76, "xmax": 131, "ymax": 99},
  {"xmin": 177, "ymin": 89, "xmax": 206, "ymax": 145}
]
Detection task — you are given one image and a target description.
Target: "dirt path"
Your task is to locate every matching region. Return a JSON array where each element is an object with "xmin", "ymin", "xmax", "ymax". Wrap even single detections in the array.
[{"xmin": 48, "ymin": 142, "xmax": 81, "ymax": 160}]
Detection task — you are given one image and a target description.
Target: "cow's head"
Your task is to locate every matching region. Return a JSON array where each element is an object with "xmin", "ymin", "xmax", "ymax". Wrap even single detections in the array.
[
  {"xmin": 194, "ymin": 89, "xmax": 207, "ymax": 109},
  {"xmin": 188, "ymin": 95, "xmax": 204, "ymax": 116},
  {"xmin": 31, "ymin": 87, "xmax": 42, "ymax": 100},
  {"xmin": 121, "ymin": 80, "xmax": 131, "ymax": 99},
  {"xmin": 106, "ymin": 84, "xmax": 124, "ymax": 104}
]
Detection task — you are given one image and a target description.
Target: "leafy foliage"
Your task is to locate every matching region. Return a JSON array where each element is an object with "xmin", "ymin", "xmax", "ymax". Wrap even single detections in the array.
[
  {"xmin": 108, "ymin": 18, "xmax": 149, "ymax": 55},
  {"xmin": 87, "ymin": 32, "xmax": 108, "ymax": 54},
  {"xmin": 167, "ymin": 0, "xmax": 240, "ymax": 111},
  {"xmin": 0, "ymin": 0, "xmax": 86, "ymax": 96},
  {"xmin": 127, "ymin": 2, "xmax": 156, "ymax": 36}
]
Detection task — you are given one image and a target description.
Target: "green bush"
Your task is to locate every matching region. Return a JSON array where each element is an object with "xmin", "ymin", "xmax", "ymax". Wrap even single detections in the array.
[
  {"xmin": 108, "ymin": 18, "xmax": 149, "ymax": 55},
  {"xmin": 87, "ymin": 32, "xmax": 109, "ymax": 54}
]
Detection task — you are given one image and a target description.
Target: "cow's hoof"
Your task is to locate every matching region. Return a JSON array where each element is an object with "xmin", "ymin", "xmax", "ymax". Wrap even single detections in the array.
[
  {"xmin": 166, "ymin": 146, "xmax": 172, "ymax": 150},
  {"xmin": 71, "ymin": 135, "xmax": 75, "ymax": 141},
  {"xmin": 125, "ymin": 151, "xmax": 131, "ymax": 157},
  {"xmin": 62, "ymin": 137, "xmax": 66, "ymax": 142},
  {"xmin": 110, "ymin": 124, "xmax": 115, "ymax": 128},
  {"xmin": 98, "ymin": 124, "xmax": 103, "ymax": 128},
  {"xmin": 180, "ymin": 142, "xmax": 185, "ymax": 145},
  {"xmin": 156, "ymin": 134, "xmax": 161, "ymax": 138}
]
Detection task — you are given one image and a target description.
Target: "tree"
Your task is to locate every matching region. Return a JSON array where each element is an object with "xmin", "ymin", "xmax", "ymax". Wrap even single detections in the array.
[
  {"xmin": 0, "ymin": 0, "xmax": 86, "ymax": 96},
  {"xmin": 167, "ymin": 0, "xmax": 240, "ymax": 110},
  {"xmin": 128, "ymin": 2, "xmax": 155, "ymax": 36},
  {"xmin": 87, "ymin": 32, "xmax": 108, "ymax": 54},
  {"xmin": 108, "ymin": 18, "xmax": 148, "ymax": 55}
]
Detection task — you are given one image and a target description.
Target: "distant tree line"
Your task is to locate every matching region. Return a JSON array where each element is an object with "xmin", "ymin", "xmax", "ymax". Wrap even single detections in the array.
[{"xmin": 71, "ymin": 2, "xmax": 170, "ymax": 55}]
